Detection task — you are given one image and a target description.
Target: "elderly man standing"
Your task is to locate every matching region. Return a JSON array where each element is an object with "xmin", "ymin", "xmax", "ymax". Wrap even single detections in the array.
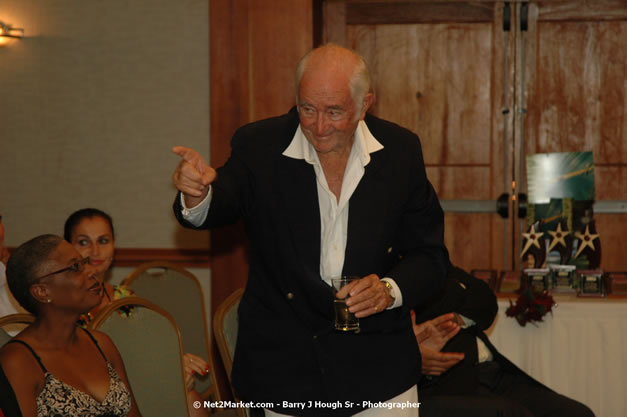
[{"xmin": 172, "ymin": 44, "xmax": 449, "ymax": 417}]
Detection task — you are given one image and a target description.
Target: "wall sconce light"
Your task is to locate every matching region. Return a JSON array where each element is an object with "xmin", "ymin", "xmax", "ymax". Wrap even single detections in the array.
[{"xmin": 0, "ymin": 20, "xmax": 24, "ymax": 39}]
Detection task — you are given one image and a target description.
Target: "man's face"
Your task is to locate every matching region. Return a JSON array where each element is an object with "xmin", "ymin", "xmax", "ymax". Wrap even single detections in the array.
[{"xmin": 297, "ymin": 69, "xmax": 364, "ymax": 156}]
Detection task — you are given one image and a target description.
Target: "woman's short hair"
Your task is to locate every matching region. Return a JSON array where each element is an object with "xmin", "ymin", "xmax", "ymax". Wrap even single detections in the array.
[
  {"xmin": 6, "ymin": 234, "xmax": 64, "ymax": 315},
  {"xmin": 63, "ymin": 208, "xmax": 115, "ymax": 242}
]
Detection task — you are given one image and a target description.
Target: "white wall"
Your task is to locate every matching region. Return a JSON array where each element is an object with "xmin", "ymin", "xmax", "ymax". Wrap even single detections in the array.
[{"xmin": 0, "ymin": 0, "xmax": 210, "ymax": 250}]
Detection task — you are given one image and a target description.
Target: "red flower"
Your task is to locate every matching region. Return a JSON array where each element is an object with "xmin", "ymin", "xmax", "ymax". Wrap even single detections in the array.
[{"xmin": 506, "ymin": 289, "xmax": 555, "ymax": 327}]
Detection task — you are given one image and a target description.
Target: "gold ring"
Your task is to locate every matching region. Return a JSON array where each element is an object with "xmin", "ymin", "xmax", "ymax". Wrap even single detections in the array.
[{"xmin": 374, "ymin": 305, "xmax": 378, "ymax": 312}]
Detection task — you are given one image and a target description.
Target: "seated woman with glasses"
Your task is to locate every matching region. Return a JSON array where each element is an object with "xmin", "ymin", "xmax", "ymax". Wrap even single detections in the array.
[
  {"xmin": 0, "ymin": 234, "xmax": 142, "ymax": 417},
  {"xmin": 64, "ymin": 208, "xmax": 210, "ymax": 417}
]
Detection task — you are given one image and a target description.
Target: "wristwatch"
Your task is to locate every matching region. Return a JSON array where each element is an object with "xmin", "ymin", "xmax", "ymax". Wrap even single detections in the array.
[{"xmin": 383, "ymin": 280, "xmax": 396, "ymax": 305}]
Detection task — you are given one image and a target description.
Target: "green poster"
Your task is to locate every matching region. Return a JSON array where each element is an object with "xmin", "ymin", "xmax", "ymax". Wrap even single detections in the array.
[{"xmin": 526, "ymin": 152, "xmax": 595, "ymax": 204}]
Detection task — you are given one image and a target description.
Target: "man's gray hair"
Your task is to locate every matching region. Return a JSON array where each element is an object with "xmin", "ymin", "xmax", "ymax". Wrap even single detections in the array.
[{"xmin": 295, "ymin": 44, "xmax": 373, "ymax": 112}]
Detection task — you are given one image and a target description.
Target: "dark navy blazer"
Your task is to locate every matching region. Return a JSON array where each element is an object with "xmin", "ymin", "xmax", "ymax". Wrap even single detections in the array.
[{"xmin": 174, "ymin": 107, "xmax": 449, "ymax": 416}]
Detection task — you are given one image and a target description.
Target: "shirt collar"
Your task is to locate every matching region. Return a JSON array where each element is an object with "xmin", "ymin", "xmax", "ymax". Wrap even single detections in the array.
[{"xmin": 283, "ymin": 120, "xmax": 384, "ymax": 166}]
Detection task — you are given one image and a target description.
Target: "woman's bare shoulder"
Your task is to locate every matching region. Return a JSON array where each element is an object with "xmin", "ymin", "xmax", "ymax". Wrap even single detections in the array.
[{"xmin": 0, "ymin": 338, "xmax": 44, "ymax": 383}]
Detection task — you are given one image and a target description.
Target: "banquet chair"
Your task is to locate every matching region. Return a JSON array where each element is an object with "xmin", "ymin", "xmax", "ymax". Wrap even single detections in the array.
[
  {"xmin": 0, "ymin": 313, "xmax": 35, "ymax": 345},
  {"xmin": 121, "ymin": 261, "xmax": 221, "ymax": 401},
  {"xmin": 90, "ymin": 296, "xmax": 190, "ymax": 417},
  {"xmin": 213, "ymin": 288, "xmax": 243, "ymax": 388}
]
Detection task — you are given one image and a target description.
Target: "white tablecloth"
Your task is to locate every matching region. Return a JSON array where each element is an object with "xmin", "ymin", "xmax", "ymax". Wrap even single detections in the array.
[{"xmin": 487, "ymin": 296, "xmax": 627, "ymax": 417}]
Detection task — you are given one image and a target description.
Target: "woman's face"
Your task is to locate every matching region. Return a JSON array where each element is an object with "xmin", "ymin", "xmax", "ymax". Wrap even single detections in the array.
[
  {"xmin": 70, "ymin": 216, "xmax": 115, "ymax": 276},
  {"xmin": 35, "ymin": 241, "xmax": 103, "ymax": 312}
]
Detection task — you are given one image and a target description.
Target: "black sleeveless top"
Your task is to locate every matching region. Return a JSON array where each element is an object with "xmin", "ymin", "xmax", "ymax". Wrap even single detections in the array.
[{"xmin": 6, "ymin": 328, "xmax": 132, "ymax": 417}]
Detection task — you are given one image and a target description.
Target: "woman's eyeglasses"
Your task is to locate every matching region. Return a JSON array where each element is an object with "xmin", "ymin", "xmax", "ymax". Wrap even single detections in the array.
[{"xmin": 34, "ymin": 257, "xmax": 91, "ymax": 282}]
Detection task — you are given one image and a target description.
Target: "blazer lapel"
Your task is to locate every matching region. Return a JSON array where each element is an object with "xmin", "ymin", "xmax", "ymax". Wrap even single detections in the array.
[
  {"xmin": 343, "ymin": 151, "xmax": 388, "ymax": 275},
  {"xmin": 276, "ymin": 155, "xmax": 321, "ymax": 277}
]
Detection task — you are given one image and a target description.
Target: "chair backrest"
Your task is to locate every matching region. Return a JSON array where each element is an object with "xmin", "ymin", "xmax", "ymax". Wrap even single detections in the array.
[
  {"xmin": 121, "ymin": 261, "xmax": 219, "ymax": 400},
  {"xmin": 213, "ymin": 288, "xmax": 246, "ymax": 417},
  {"xmin": 90, "ymin": 296, "xmax": 190, "ymax": 417},
  {"xmin": 213, "ymin": 288, "xmax": 243, "ymax": 387},
  {"xmin": 0, "ymin": 313, "xmax": 35, "ymax": 345}
]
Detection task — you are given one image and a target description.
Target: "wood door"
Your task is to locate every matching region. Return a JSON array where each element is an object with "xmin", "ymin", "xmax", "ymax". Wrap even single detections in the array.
[
  {"xmin": 323, "ymin": 1, "xmax": 515, "ymax": 272},
  {"xmin": 521, "ymin": 1, "xmax": 627, "ymax": 271}
]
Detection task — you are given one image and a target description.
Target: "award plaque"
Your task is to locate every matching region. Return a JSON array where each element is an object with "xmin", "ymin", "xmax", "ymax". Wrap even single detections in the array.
[
  {"xmin": 524, "ymin": 268, "xmax": 550, "ymax": 293},
  {"xmin": 577, "ymin": 269, "xmax": 605, "ymax": 297},
  {"xmin": 606, "ymin": 272, "xmax": 627, "ymax": 296},
  {"xmin": 549, "ymin": 264, "xmax": 577, "ymax": 293}
]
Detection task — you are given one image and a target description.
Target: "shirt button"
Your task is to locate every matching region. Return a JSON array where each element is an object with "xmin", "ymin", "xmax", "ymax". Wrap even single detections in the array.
[
  {"xmin": 286, "ymin": 292, "xmax": 295, "ymax": 300},
  {"xmin": 387, "ymin": 246, "xmax": 393, "ymax": 253}
]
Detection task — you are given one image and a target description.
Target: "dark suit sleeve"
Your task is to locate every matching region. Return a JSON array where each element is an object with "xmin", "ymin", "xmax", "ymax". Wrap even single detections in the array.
[
  {"xmin": 381, "ymin": 126, "xmax": 449, "ymax": 311},
  {"xmin": 413, "ymin": 266, "xmax": 497, "ymax": 330},
  {"xmin": 450, "ymin": 267, "xmax": 498, "ymax": 330}
]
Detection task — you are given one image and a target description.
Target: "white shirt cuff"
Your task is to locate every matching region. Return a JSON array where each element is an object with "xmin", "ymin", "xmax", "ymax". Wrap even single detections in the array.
[{"xmin": 180, "ymin": 186, "xmax": 212, "ymax": 227}]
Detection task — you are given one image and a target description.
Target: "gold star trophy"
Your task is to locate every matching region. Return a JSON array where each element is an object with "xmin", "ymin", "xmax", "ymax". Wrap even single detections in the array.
[
  {"xmin": 547, "ymin": 220, "xmax": 577, "ymax": 293},
  {"xmin": 521, "ymin": 221, "xmax": 550, "ymax": 292},
  {"xmin": 574, "ymin": 220, "xmax": 604, "ymax": 297}
]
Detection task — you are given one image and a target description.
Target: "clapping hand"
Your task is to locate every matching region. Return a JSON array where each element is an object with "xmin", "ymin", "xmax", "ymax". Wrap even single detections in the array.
[{"xmin": 411, "ymin": 310, "xmax": 465, "ymax": 376}]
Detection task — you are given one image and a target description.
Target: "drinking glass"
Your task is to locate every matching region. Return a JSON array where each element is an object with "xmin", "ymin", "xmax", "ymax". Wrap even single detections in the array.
[{"xmin": 331, "ymin": 276, "xmax": 360, "ymax": 331}]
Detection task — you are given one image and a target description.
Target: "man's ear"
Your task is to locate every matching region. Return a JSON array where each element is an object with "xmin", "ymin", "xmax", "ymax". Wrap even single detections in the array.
[
  {"xmin": 30, "ymin": 283, "xmax": 51, "ymax": 304},
  {"xmin": 359, "ymin": 92, "xmax": 374, "ymax": 119}
]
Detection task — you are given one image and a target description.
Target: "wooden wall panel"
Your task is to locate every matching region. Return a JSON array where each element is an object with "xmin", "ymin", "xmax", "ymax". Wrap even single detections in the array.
[
  {"xmin": 523, "ymin": 2, "xmax": 627, "ymax": 270},
  {"xmin": 210, "ymin": 0, "xmax": 313, "ymax": 312},
  {"xmin": 595, "ymin": 214, "xmax": 627, "ymax": 271},
  {"xmin": 345, "ymin": 1, "xmax": 494, "ymax": 24},
  {"xmin": 347, "ymin": 23, "xmax": 494, "ymax": 166},
  {"xmin": 323, "ymin": 1, "xmax": 347, "ymax": 46},
  {"xmin": 444, "ymin": 214, "xmax": 495, "ymax": 269},
  {"xmin": 428, "ymin": 166, "xmax": 497, "ymax": 269},
  {"xmin": 490, "ymin": 2, "xmax": 515, "ymax": 272},
  {"xmin": 210, "ymin": 0, "xmax": 313, "ymax": 400},
  {"xmin": 248, "ymin": 2, "xmax": 313, "ymax": 119},
  {"xmin": 536, "ymin": 0, "xmax": 627, "ymax": 21},
  {"xmin": 596, "ymin": 167, "xmax": 627, "ymax": 200},
  {"xmin": 210, "ymin": 0, "xmax": 252, "ymax": 322},
  {"xmin": 529, "ymin": 21, "xmax": 627, "ymax": 163},
  {"xmin": 323, "ymin": 0, "xmax": 626, "ymax": 272},
  {"xmin": 336, "ymin": 2, "xmax": 511, "ymax": 273},
  {"xmin": 426, "ymin": 166, "xmax": 491, "ymax": 199}
]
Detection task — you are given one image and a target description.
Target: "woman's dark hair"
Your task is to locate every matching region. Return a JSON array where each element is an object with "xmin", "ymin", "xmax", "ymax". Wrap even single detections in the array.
[
  {"xmin": 63, "ymin": 208, "xmax": 115, "ymax": 242},
  {"xmin": 6, "ymin": 234, "xmax": 64, "ymax": 315}
]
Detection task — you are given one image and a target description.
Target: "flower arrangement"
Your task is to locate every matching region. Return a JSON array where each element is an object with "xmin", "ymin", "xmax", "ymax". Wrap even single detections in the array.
[{"xmin": 505, "ymin": 289, "xmax": 556, "ymax": 327}]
